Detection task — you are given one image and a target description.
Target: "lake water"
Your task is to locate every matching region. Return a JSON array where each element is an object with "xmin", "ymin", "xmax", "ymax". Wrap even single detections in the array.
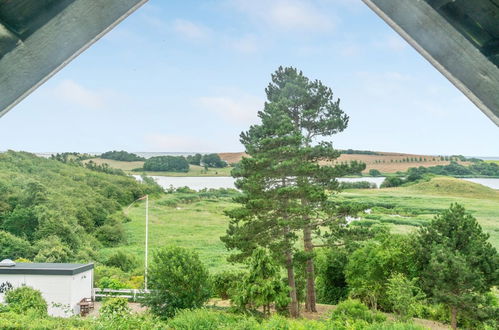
[
  {"xmin": 143, "ymin": 176, "xmax": 386, "ymax": 191},
  {"xmin": 462, "ymin": 178, "xmax": 499, "ymax": 190},
  {"xmin": 142, "ymin": 176, "xmax": 499, "ymax": 191}
]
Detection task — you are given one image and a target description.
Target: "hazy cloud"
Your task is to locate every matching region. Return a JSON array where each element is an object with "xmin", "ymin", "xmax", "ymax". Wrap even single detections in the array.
[
  {"xmin": 230, "ymin": 0, "xmax": 335, "ymax": 32},
  {"xmin": 173, "ymin": 19, "xmax": 212, "ymax": 41},
  {"xmin": 199, "ymin": 94, "xmax": 262, "ymax": 124},
  {"xmin": 144, "ymin": 133, "xmax": 216, "ymax": 152},
  {"xmin": 52, "ymin": 80, "xmax": 106, "ymax": 110}
]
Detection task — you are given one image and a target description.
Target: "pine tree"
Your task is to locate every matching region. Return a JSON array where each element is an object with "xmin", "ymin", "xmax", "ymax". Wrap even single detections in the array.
[
  {"xmin": 222, "ymin": 67, "xmax": 364, "ymax": 315},
  {"xmin": 415, "ymin": 204, "xmax": 499, "ymax": 329}
]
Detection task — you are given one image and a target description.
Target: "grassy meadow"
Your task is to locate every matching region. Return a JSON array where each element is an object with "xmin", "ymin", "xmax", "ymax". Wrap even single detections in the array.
[{"xmin": 101, "ymin": 177, "xmax": 499, "ymax": 272}]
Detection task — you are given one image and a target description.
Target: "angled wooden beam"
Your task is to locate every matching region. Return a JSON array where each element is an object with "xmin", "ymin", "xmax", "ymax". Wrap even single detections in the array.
[
  {"xmin": 0, "ymin": 0, "xmax": 148, "ymax": 118},
  {"xmin": 363, "ymin": 0, "xmax": 499, "ymax": 126}
]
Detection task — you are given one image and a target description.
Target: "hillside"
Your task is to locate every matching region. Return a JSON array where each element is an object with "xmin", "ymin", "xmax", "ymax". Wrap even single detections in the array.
[
  {"xmin": 404, "ymin": 177, "xmax": 499, "ymax": 199},
  {"xmin": 218, "ymin": 151, "xmax": 470, "ymax": 174},
  {"xmin": 0, "ymin": 151, "xmax": 162, "ymax": 262}
]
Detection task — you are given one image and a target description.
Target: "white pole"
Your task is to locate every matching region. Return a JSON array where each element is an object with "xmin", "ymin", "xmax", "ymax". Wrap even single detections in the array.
[{"xmin": 144, "ymin": 194, "xmax": 149, "ymax": 291}]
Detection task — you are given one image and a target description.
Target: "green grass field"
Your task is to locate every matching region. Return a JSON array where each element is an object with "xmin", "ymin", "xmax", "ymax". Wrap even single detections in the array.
[
  {"xmin": 101, "ymin": 177, "xmax": 499, "ymax": 272},
  {"xmin": 87, "ymin": 158, "xmax": 233, "ymax": 177}
]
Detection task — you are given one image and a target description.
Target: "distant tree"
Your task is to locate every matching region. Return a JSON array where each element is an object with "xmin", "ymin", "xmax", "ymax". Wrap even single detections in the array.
[
  {"xmin": 380, "ymin": 176, "xmax": 403, "ymax": 188},
  {"xmin": 144, "ymin": 246, "xmax": 211, "ymax": 319},
  {"xmin": 143, "ymin": 156, "xmax": 189, "ymax": 172},
  {"xmin": 201, "ymin": 154, "xmax": 227, "ymax": 168},
  {"xmin": 414, "ymin": 204, "xmax": 499, "ymax": 330},
  {"xmin": 186, "ymin": 153, "xmax": 202, "ymax": 165},
  {"xmin": 369, "ymin": 169, "xmax": 381, "ymax": 177},
  {"xmin": 100, "ymin": 150, "xmax": 145, "ymax": 161}
]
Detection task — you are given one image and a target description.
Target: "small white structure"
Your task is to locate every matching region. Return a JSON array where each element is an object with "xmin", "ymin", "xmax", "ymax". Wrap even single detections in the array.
[{"xmin": 0, "ymin": 260, "xmax": 94, "ymax": 317}]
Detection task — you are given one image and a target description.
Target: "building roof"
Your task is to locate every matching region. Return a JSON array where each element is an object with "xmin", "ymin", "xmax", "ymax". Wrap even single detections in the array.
[{"xmin": 0, "ymin": 262, "xmax": 94, "ymax": 275}]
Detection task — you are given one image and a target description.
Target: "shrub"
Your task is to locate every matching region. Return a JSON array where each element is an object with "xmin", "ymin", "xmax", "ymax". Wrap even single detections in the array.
[
  {"xmin": 105, "ymin": 250, "xmax": 139, "ymax": 272},
  {"xmin": 330, "ymin": 299, "xmax": 386, "ymax": 327},
  {"xmin": 33, "ymin": 236, "xmax": 72, "ymax": 263},
  {"xmin": 93, "ymin": 265, "xmax": 127, "ymax": 286},
  {"xmin": 99, "ymin": 297, "xmax": 131, "ymax": 319},
  {"xmin": 381, "ymin": 176, "xmax": 404, "ymax": 188},
  {"xmin": 315, "ymin": 248, "xmax": 349, "ymax": 304},
  {"xmin": 143, "ymin": 246, "xmax": 212, "ymax": 319},
  {"xmin": 386, "ymin": 273, "xmax": 425, "ymax": 321},
  {"xmin": 0, "ymin": 230, "xmax": 33, "ymax": 260},
  {"xmin": 5, "ymin": 286, "xmax": 47, "ymax": 316},
  {"xmin": 212, "ymin": 270, "xmax": 247, "ymax": 300},
  {"xmin": 95, "ymin": 223, "xmax": 125, "ymax": 246},
  {"xmin": 369, "ymin": 169, "xmax": 382, "ymax": 177},
  {"xmin": 167, "ymin": 309, "xmax": 257, "ymax": 329},
  {"xmin": 98, "ymin": 277, "xmax": 128, "ymax": 290},
  {"xmin": 232, "ymin": 248, "xmax": 290, "ymax": 316}
]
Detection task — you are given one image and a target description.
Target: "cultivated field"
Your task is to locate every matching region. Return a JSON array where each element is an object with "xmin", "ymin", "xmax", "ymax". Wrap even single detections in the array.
[
  {"xmin": 86, "ymin": 158, "xmax": 233, "ymax": 177},
  {"xmin": 219, "ymin": 152, "xmax": 469, "ymax": 174}
]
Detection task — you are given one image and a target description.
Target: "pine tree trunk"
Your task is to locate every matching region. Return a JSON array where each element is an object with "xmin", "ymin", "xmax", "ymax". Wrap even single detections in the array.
[
  {"xmin": 303, "ymin": 226, "xmax": 317, "ymax": 313},
  {"xmin": 285, "ymin": 247, "xmax": 299, "ymax": 317},
  {"xmin": 450, "ymin": 306, "xmax": 458, "ymax": 330}
]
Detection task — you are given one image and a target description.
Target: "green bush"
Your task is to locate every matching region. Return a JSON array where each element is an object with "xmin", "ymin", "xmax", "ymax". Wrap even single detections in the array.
[
  {"xmin": 98, "ymin": 277, "xmax": 128, "ymax": 290},
  {"xmin": 0, "ymin": 230, "xmax": 33, "ymax": 260},
  {"xmin": 315, "ymin": 248, "xmax": 349, "ymax": 304},
  {"xmin": 212, "ymin": 270, "xmax": 247, "ymax": 300},
  {"xmin": 95, "ymin": 223, "xmax": 125, "ymax": 246},
  {"xmin": 167, "ymin": 309, "xmax": 257, "ymax": 329},
  {"xmin": 93, "ymin": 265, "xmax": 127, "ymax": 286},
  {"xmin": 33, "ymin": 236, "xmax": 72, "ymax": 263},
  {"xmin": 143, "ymin": 156, "xmax": 189, "ymax": 172},
  {"xmin": 5, "ymin": 286, "xmax": 47, "ymax": 316},
  {"xmin": 330, "ymin": 299, "xmax": 386, "ymax": 325},
  {"xmin": 105, "ymin": 250, "xmax": 138, "ymax": 272},
  {"xmin": 369, "ymin": 169, "xmax": 382, "ymax": 177},
  {"xmin": 386, "ymin": 273, "xmax": 425, "ymax": 321},
  {"xmin": 143, "ymin": 246, "xmax": 212, "ymax": 319},
  {"xmin": 99, "ymin": 297, "xmax": 131, "ymax": 318}
]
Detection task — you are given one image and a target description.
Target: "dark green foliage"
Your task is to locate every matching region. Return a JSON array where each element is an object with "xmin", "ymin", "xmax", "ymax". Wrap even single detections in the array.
[
  {"xmin": 212, "ymin": 270, "xmax": 246, "ymax": 300},
  {"xmin": 339, "ymin": 181, "xmax": 377, "ymax": 189},
  {"xmin": 369, "ymin": 169, "xmax": 382, "ymax": 177},
  {"xmin": 100, "ymin": 150, "xmax": 145, "ymax": 162},
  {"xmin": 186, "ymin": 153, "xmax": 202, "ymax": 165},
  {"xmin": 232, "ymin": 248, "xmax": 290, "ymax": 316},
  {"xmin": 5, "ymin": 286, "xmax": 47, "ymax": 316},
  {"xmin": 0, "ymin": 230, "xmax": 33, "ymax": 260},
  {"xmin": 406, "ymin": 161, "xmax": 499, "ymax": 178},
  {"xmin": 414, "ymin": 204, "xmax": 499, "ymax": 328},
  {"xmin": 201, "ymin": 153, "xmax": 227, "ymax": 168},
  {"xmin": 105, "ymin": 250, "xmax": 139, "ymax": 272},
  {"xmin": 315, "ymin": 248, "xmax": 349, "ymax": 304},
  {"xmin": 345, "ymin": 233, "xmax": 418, "ymax": 310},
  {"xmin": 143, "ymin": 156, "xmax": 189, "ymax": 172},
  {"xmin": 33, "ymin": 236, "xmax": 72, "ymax": 262},
  {"xmin": 144, "ymin": 246, "xmax": 212, "ymax": 319},
  {"xmin": 381, "ymin": 176, "xmax": 404, "ymax": 188},
  {"xmin": 341, "ymin": 149, "xmax": 380, "ymax": 155}
]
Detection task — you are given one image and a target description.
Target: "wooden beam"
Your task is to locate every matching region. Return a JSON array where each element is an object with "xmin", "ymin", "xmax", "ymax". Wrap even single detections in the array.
[{"xmin": 0, "ymin": 0, "xmax": 148, "ymax": 118}]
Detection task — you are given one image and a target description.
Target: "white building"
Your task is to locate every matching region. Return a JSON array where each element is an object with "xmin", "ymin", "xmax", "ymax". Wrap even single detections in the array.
[{"xmin": 0, "ymin": 260, "xmax": 94, "ymax": 317}]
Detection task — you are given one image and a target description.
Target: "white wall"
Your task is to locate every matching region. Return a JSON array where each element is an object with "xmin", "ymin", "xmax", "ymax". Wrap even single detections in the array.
[{"xmin": 0, "ymin": 269, "xmax": 93, "ymax": 317}]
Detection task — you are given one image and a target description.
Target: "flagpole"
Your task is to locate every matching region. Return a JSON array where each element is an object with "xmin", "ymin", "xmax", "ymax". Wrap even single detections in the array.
[{"xmin": 144, "ymin": 194, "xmax": 149, "ymax": 291}]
